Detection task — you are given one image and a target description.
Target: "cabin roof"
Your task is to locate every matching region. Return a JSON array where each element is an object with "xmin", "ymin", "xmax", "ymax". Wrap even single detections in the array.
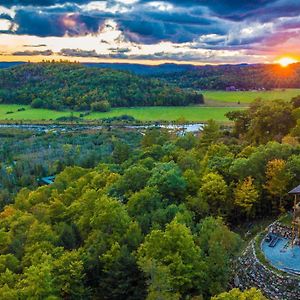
[
  {"xmin": 40, "ymin": 176, "xmax": 55, "ymax": 185},
  {"xmin": 288, "ymin": 184, "xmax": 300, "ymax": 195}
]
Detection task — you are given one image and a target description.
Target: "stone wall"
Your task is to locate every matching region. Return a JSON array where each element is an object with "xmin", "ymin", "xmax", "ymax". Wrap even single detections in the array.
[{"xmin": 233, "ymin": 240, "xmax": 300, "ymax": 300}]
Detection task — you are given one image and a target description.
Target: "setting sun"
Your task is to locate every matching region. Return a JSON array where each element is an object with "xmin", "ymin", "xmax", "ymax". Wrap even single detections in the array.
[{"xmin": 276, "ymin": 57, "xmax": 298, "ymax": 67}]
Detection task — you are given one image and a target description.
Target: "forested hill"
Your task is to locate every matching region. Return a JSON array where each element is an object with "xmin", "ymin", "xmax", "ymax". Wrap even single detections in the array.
[
  {"xmin": 155, "ymin": 63, "xmax": 300, "ymax": 90},
  {"xmin": 0, "ymin": 62, "xmax": 202, "ymax": 110}
]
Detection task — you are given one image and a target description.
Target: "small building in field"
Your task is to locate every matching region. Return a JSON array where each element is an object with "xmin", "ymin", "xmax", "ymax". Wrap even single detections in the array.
[{"xmin": 226, "ymin": 86, "xmax": 237, "ymax": 91}]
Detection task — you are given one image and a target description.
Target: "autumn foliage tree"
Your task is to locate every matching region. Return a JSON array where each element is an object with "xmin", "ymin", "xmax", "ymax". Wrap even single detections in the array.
[
  {"xmin": 211, "ymin": 288, "xmax": 267, "ymax": 300},
  {"xmin": 264, "ymin": 159, "xmax": 291, "ymax": 212},
  {"xmin": 234, "ymin": 177, "xmax": 259, "ymax": 219}
]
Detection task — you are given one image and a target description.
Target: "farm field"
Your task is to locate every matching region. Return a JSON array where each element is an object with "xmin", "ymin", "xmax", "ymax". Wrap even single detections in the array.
[
  {"xmin": 203, "ymin": 88, "xmax": 300, "ymax": 103},
  {"xmin": 0, "ymin": 104, "xmax": 243, "ymax": 122}
]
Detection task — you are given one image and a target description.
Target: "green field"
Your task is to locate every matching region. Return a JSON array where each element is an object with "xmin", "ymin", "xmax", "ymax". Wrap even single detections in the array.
[
  {"xmin": 0, "ymin": 105, "xmax": 243, "ymax": 122},
  {"xmin": 203, "ymin": 89, "xmax": 300, "ymax": 103},
  {"xmin": 0, "ymin": 105, "xmax": 75, "ymax": 120}
]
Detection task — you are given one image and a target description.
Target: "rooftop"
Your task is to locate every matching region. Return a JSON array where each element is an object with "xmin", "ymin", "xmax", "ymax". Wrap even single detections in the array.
[{"xmin": 288, "ymin": 185, "xmax": 300, "ymax": 195}]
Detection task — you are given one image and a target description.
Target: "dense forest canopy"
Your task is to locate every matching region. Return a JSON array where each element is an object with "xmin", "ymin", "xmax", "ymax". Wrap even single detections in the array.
[
  {"xmin": 0, "ymin": 62, "xmax": 203, "ymax": 110},
  {"xmin": 0, "ymin": 96, "xmax": 300, "ymax": 299},
  {"xmin": 155, "ymin": 63, "xmax": 300, "ymax": 90}
]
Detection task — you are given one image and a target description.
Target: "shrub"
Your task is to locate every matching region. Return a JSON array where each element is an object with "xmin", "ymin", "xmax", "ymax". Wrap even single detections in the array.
[
  {"xmin": 31, "ymin": 98, "xmax": 44, "ymax": 108},
  {"xmin": 91, "ymin": 100, "xmax": 111, "ymax": 112}
]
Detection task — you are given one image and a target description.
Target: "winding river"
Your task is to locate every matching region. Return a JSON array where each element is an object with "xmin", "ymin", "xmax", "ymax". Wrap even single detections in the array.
[{"xmin": 0, "ymin": 123, "xmax": 204, "ymax": 133}]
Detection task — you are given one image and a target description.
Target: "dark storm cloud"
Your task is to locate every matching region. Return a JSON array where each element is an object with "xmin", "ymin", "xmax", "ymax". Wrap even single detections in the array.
[
  {"xmin": 0, "ymin": 0, "xmax": 90, "ymax": 7},
  {"xmin": 3, "ymin": 0, "xmax": 228, "ymax": 43},
  {"xmin": 14, "ymin": 10, "xmax": 63, "ymax": 36},
  {"xmin": 137, "ymin": 0, "xmax": 300, "ymax": 23},
  {"xmin": 0, "ymin": 0, "xmax": 275, "ymax": 12},
  {"xmin": 2, "ymin": 0, "xmax": 299, "ymax": 23},
  {"xmin": 118, "ymin": 5, "xmax": 227, "ymax": 44},
  {"xmin": 13, "ymin": 9, "xmax": 104, "ymax": 36},
  {"xmin": 138, "ymin": 0, "xmax": 276, "ymax": 20}
]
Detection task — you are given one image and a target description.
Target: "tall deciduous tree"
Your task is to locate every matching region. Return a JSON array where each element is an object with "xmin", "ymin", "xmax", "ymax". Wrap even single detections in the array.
[
  {"xmin": 264, "ymin": 159, "xmax": 291, "ymax": 211},
  {"xmin": 199, "ymin": 120, "xmax": 221, "ymax": 148},
  {"xmin": 137, "ymin": 220, "xmax": 207, "ymax": 298},
  {"xmin": 199, "ymin": 173, "xmax": 229, "ymax": 216},
  {"xmin": 147, "ymin": 162, "xmax": 186, "ymax": 202},
  {"xmin": 197, "ymin": 217, "xmax": 241, "ymax": 296},
  {"xmin": 234, "ymin": 177, "xmax": 259, "ymax": 219}
]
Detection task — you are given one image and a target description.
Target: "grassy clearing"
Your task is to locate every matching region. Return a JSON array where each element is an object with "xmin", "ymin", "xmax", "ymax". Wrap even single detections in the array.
[
  {"xmin": 203, "ymin": 89, "xmax": 300, "ymax": 104},
  {"xmin": 0, "ymin": 104, "xmax": 243, "ymax": 122},
  {"xmin": 85, "ymin": 106, "xmax": 243, "ymax": 122}
]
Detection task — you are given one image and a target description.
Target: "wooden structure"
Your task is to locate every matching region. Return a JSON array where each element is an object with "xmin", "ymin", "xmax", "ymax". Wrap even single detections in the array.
[{"xmin": 289, "ymin": 185, "xmax": 300, "ymax": 246}]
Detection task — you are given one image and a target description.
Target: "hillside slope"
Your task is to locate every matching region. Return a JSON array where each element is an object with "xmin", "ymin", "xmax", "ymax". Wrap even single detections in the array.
[{"xmin": 0, "ymin": 62, "xmax": 202, "ymax": 110}]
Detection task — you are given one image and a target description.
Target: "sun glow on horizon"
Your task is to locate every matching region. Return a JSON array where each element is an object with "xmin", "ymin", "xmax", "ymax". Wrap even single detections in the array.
[{"xmin": 276, "ymin": 57, "xmax": 298, "ymax": 67}]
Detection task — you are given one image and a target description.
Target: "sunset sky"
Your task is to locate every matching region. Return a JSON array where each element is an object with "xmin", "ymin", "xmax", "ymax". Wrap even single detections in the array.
[{"xmin": 1, "ymin": 0, "xmax": 300, "ymax": 64}]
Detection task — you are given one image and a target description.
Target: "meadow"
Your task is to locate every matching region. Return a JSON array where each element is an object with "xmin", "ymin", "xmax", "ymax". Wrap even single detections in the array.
[
  {"xmin": 85, "ymin": 106, "xmax": 242, "ymax": 122},
  {"xmin": 0, "ymin": 104, "xmax": 242, "ymax": 122},
  {"xmin": 203, "ymin": 88, "xmax": 300, "ymax": 103}
]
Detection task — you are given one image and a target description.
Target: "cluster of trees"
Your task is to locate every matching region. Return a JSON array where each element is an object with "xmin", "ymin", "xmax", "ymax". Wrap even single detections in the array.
[
  {"xmin": 227, "ymin": 96, "xmax": 300, "ymax": 143},
  {"xmin": 156, "ymin": 63, "xmax": 300, "ymax": 90},
  {"xmin": 0, "ymin": 62, "xmax": 203, "ymax": 110}
]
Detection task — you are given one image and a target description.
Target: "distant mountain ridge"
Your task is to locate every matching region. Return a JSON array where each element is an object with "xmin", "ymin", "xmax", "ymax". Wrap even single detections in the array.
[
  {"xmin": 0, "ymin": 61, "xmax": 256, "ymax": 75},
  {"xmin": 0, "ymin": 61, "xmax": 196, "ymax": 74},
  {"xmin": 1, "ymin": 61, "xmax": 300, "ymax": 90},
  {"xmin": 0, "ymin": 62, "xmax": 24, "ymax": 69},
  {"xmin": 84, "ymin": 62, "xmax": 197, "ymax": 75}
]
